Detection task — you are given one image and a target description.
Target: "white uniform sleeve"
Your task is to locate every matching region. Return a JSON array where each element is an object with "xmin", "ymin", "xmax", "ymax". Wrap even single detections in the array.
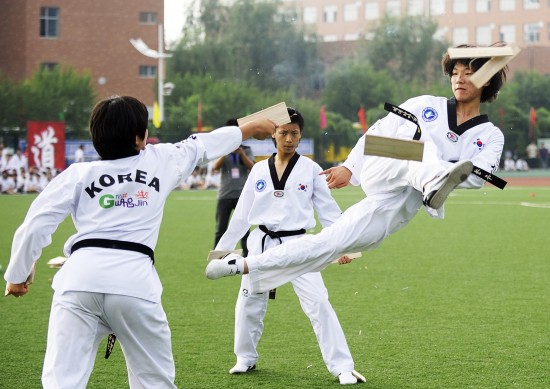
[
  {"xmin": 4, "ymin": 170, "xmax": 76, "ymax": 284},
  {"xmin": 462, "ymin": 129, "xmax": 504, "ymax": 189},
  {"xmin": 342, "ymin": 134, "xmax": 366, "ymax": 186},
  {"xmin": 171, "ymin": 126, "xmax": 243, "ymax": 188},
  {"xmin": 311, "ymin": 163, "xmax": 342, "ymax": 228},
  {"xmin": 215, "ymin": 170, "xmax": 256, "ymax": 251}
]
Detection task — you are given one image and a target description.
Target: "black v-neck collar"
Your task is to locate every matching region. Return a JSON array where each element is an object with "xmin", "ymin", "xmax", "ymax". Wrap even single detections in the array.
[
  {"xmin": 268, "ymin": 153, "xmax": 300, "ymax": 190},
  {"xmin": 447, "ymin": 97, "xmax": 490, "ymax": 136}
]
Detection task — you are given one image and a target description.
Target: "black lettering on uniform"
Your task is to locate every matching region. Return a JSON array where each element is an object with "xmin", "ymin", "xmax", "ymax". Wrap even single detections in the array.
[
  {"xmin": 118, "ymin": 173, "xmax": 133, "ymax": 183},
  {"xmin": 99, "ymin": 174, "xmax": 115, "ymax": 187},
  {"xmin": 148, "ymin": 177, "xmax": 160, "ymax": 192},
  {"xmin": 136, "ymin": 169, "xmax": 147, "ymax": 184},
  {"xmin": 84, "ymin": 182, "xmax": 102, "ymax": 198}
]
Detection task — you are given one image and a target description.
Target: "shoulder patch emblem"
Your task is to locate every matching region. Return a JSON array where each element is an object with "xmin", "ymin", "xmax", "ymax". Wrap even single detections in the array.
[
  {"xmin": 422, "ymin": 107, "xmax": 438, "ymax": 122},
  {"xmin": 255, "ymin": 179, "xmax": 267, "ymax": 192},
  {"xmin": 473, "ymin": 138, "xmax": 484, "ymax": 151}
]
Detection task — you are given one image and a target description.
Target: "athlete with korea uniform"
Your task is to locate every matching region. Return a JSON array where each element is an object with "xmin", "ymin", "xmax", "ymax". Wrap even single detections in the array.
[
  {"xmin": 205, "ymin": 43, "xmax": 508, "ymax": 296},
  {"xmin": 215, "ymin": 108, "xmax": 364, "ymax": 385},
  {"xmin": 4, "ymin": 95, "xmax": 277, "ymax": 389}
]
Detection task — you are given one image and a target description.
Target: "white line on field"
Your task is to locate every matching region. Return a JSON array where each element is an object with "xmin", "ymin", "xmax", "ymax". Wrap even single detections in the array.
[
  {"xmin": 449, "ymin": 201, "xmax": 550, "ymax": 208},
  {"xmin": 174, "ymin": 197, "xmax": 216, "ymax": 201}
]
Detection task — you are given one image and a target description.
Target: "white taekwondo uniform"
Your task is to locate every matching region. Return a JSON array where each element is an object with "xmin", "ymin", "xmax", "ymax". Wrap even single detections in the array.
[
  {"xmin": 216, "ymin": 153, "xmax": 356, "ymax": 377},
  {"xmin": 243, "ymin": 96, "xmax": 504, "ymax": 294},
  {"xmin": 4, "ymin": 126, "xmax": 243, "ymax": 389}
]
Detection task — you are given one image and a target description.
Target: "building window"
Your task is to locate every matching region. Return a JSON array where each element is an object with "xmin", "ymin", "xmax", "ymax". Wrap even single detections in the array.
[
  {"xmin": 41, "ymin": 62, "xmax": 58, "ymax": 71},
  {"xmin": 139, "ymin": 12, "xmax": 158, "ymax": 24},
  {"xmin": 499, "ymin": 0, "xmax": 516, "ymax": 10},
  {"xmin": 476, "ymin": 25, "xmax": 493, "ymax": 45},
  {"xmin": 323, "ymin": 34, "xmax": 338, "ymax": 42},
  {"xmin": 430, "ymin": 0, "xmax": 446, "ymax": 15},
  {"xmin": 500, "ymin": 24, "xmax": 516, "ymax": 42},
  {"xmin": 523, "ymin": 0, "xmax": 540, "ymax": 9},
  {"xmin": 40, "ymin": 7, "xmax": 59, "ymax": 38},
  {"xmin": 344, "ymin": 4, "xmax": 359, "ymax": 21},
  {"xmin": 434, "ymin": 27, "xmax": 449, "ymax": 41},
  {"xmin": 323, "ymin": 5, "xmax": 337, "ymax": 22},
  {"xmin": 453, "ymin": 27, "xmax": 469, "ymax": 45},
  {"xmin": 365, "ymin": 1, "xmax": 380, "ymax": 20},
  {"xmin": 453, "ymin": 0, "xmax": 468, "ymax": 13},
  {"xmin": 303, "ymin": 7, "xmax": 317, "ymax": 24},
  {"xmin": 344, "ymin": 33, "xmax": 360, "ymax": 41},
  {"xmin": 476, "ymin": 0, "xmax": 491, "ymax": 12},
  {"xmin": 408, "ymin": 0, "xmax": 424, "ymax": 16},
  {"xmin": 524, "ymin": 23, "xmax": 541, "ymax": 42},
  {"xmin": 386, "ymin": 0, "xmax": 402, "ymax": 16},
  {"xmin": 139, "ymin": 65, "xmax": 157, "ymax": 78}
]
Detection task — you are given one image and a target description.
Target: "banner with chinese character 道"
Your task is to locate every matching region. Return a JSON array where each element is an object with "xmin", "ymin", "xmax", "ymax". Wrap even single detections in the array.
[{"xmin": 27, "ymin": 121, "xmax": 66, "ymax": 171}]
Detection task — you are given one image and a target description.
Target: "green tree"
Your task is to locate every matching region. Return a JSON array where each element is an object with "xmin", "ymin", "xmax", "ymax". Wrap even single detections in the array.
[
  {"xmin": 22, "ymin": 67, "xmax": 95, "ymax": 138},
  {"xmin": 0, "ymin": 73, "xmax": 23, "ymax": 128},
  {"xmin": 323, "ymin": 61, "xmax": 399, "ymax": 121},
  {"xmin": 168, "ymin": 0, "xmax": 321, "ymax": 95},
  {"xmin": 365, "ymin": 15, "xmax": 447, "ymax": 84}
]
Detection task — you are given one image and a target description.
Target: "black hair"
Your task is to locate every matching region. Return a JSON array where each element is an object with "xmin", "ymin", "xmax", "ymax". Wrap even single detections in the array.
[
  {"xmin": 441, "ymin": 42, "xmax": 508, "ymax": 103},
  {"xmin": 287, "ymin": 107, "xmax": 304, "ymax": 132},
  {"xmin": 89, "ymin": 96, "xmax": 148, "ymax": 160}
]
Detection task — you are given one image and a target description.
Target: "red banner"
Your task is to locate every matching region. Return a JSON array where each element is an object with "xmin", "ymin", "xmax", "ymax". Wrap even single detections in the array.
[
  {"xmin": 27, "ymin": 121, "xmax": 65, "ymax": 171},
  {"xmin": 358, "ymin": 106, "xmax": 367, "ymax": 134},
  {"xmin": 320, "ymin": 105, "xmax": 327, "ymax": 130}
]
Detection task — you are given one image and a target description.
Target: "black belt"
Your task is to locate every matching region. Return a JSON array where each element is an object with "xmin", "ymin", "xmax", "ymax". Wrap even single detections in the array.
[
  {"xmin": 258, "ymin": 225, "xmax": 305, "ymax": 300},
  {"xmin": 259, "ymin": 225, "xmax": 305, "ymax": 253},
  {"xmin": 71, "ymin": 238, "xmax": 155, "ymax": 264}
]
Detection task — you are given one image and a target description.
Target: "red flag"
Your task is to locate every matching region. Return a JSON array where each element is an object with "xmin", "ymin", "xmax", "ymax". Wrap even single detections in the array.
[
  {"xmin": 320, "ymin": 105, "xmax": 327, "ymax": 130},
  {"xmin": 358, "ymin": 106, "xmax": 367, "ymax": 134},
  {"xmin": 197, "ymin": 100, "xmax": 203, "ymax": 133},
  {"xmin": 529, "ymin": 106, "xmax": 536, "ymax": 141}
]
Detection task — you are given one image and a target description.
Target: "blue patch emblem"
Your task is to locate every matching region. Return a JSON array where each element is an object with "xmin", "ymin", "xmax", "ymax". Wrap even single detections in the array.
[
  {"xmin": 255, "ymin": 179, "xmax": 267, "ymax": 192},
  {"xmin": 422, "ymin": 107, "xmax": 438, "ymax": 122}
]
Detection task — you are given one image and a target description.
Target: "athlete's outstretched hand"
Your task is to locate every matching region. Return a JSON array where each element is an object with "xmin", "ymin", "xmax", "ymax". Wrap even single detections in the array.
[
  {"xmin": 320, "ymin": 166, "xmax": 352, "ymax": 189},
  {"xmin": 240, "ymin": 119, "xmax": 278, "ymax": 141}
]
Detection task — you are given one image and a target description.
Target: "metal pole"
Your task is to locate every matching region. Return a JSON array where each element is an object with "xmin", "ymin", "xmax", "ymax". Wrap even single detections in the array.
[{"xmin": 158, "ymin": 23, "xmax": 164, "ymax": 123}]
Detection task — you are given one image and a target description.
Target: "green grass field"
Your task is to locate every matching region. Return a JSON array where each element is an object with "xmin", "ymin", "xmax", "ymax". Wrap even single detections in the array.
[{"xmin": 1, "ymin": 185, "xmax": 549, "ymax": 388}]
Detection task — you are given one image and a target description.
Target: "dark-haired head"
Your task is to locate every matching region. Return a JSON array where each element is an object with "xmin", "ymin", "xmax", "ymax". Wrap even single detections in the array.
[
  {"xmin": 89, "ymin": 96, "xmax": 149, "ymax": 160},
  {"xmin": 287, "ymin": 107, "xmax": 304, "ymax": 132},
  {"xmin": 441, "ymin": 42, "xmax": 509, "ymax": 103}
]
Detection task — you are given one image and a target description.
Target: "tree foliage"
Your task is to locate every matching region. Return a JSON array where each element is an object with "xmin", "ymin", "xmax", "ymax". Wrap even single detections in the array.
[
  {"xmin": 365, "ymin": 15, "xmax": 448, "ymax": 84},
  {"xmin": 22, "ymin": 67, "xmax": 95, "ymax": 137},
  {"xmin": 168, "ymin": 0, "xmax": 321, "ymax": 94}
]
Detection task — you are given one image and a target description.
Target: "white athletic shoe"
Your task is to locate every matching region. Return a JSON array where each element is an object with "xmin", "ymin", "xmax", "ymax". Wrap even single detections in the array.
[
  {"xmin": 205, "ymin": 253, "xmax": 243, "ymax": 280},
  {"xmin": 229, "ymin": 363, "xmax": 256, "ymax": 374},
  {"xmin": 339, "ymin": 372, "xmax": 358, "ymax": 385},
  {"xmin": 422, "ymin": 160, "xmax": 473, "ymax": 209}
]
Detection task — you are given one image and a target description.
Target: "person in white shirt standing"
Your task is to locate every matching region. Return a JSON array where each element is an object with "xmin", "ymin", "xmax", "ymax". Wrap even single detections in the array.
[
  {"xmin": 215, "ymin": 108, "xmax": 364, "ymax": 385},
  {"xmin": 4, "ymin": 95, "xmax": 277, "ymax": 389}
]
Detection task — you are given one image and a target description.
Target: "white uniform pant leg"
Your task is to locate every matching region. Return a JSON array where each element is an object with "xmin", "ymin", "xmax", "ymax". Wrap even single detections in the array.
[
  {"xmin": 247, "ymin": 188, "xmax": 422, "ymax": 293},
  {"xmin": 291, "ymin": 272, "xmax": 354, "ymax": 376},
  {"xmin": 103, "ymin": 294, "xmax": 176, "ymax": 389},
  {"xmin": 42, "ymin": 291, "xmax": 112, "ymax": 389},
  {"xmin": 233, "ymin": 274, "xmax": 269, "ymax": 366},
  {"xmin": 406, "ymin": 141, "xmax": 447, "ymax": 192}
]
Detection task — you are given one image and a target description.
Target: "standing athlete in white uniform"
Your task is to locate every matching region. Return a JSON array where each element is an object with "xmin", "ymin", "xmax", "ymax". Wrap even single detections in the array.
[
  {"xmin": 215, "ymin": 108, "xmax": 364, "ymax": 385},
  {"xmin": 3, "ymin": 95, "xmax": 277, "ymax": 389},
  {"xmin": 206, "ymin": 43, "xmax": 509, "ymax": 295}
]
